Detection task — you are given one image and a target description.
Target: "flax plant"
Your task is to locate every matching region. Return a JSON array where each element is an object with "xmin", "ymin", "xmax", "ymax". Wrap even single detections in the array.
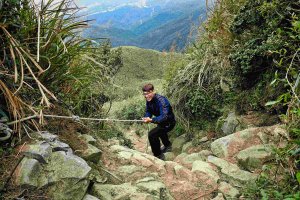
[{"xmin": 0, "ymin": 0, "xmax": 117, "ymax": 138}]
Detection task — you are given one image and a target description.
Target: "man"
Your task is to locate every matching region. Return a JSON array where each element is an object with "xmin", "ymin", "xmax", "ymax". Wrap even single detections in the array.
[{"xmin": 142, "ymin": 83, "xmax": 176, "ymax": 160}]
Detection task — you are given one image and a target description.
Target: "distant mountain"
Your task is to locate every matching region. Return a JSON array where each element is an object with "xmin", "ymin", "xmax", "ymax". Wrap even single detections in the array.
[{"xmin": 78, "ymin": 0, "xmax": 208, "ymax": 51}]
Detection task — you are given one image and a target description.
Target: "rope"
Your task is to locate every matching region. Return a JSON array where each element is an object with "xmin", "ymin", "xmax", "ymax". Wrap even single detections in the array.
[{"xmin": 7, "ymin": 114, "xmax": 144, "ymax": 125}]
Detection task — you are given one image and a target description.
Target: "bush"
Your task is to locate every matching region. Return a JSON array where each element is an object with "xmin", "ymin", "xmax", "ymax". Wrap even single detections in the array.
[
  {"xmin": 186, "ymin": 88, "xmax": 221, "ymax": 120},
  {"xmin": 115, "ymin": 99, "xmax": 145, "ymax": 122}
]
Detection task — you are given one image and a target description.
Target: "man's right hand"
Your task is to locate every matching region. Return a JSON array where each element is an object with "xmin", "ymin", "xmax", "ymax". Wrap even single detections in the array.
[{"xmin": 142, "ymin": 117, "xmax": 152, "ymax": 123}]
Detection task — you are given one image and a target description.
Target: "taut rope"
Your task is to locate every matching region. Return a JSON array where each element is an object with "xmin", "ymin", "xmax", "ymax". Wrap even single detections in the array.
[{"xmin": 7, "ymin": 114, "xmax": 144, "ymax": 125}]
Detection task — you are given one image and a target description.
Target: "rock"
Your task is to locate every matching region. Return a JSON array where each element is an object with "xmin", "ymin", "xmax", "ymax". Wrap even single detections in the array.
[
  {"xmin": 218, "ymin": 182, "xmax": 240, "ymax": 199},
  {"xmin": 110, "ymin": 145, "xmax": 131, "ymax": 152},
  {"xmin": 199, "ymin": 136, "xmax": 209, "ymax": 143},
  {"xmin": 48, "ymin": 179, "xmax": 89, "ymax": 200},
  {"xmin": 83, "ymin": 194, "xmax": 100, "ymax": 200},
  {"xmin": 212, "ymin": 193, "xmax": 225, "ymax": 200},
  {"xmin": 118, "ymin": 165, "xmax": 146, "ymax": 176},
  {"xmin": 13, "ymin": 157, "xmax": 42, "ymax": 187},
  {"xmin": 199, "ymin": 150, "xmax": 213, "ymax": 161},
  {"xmin": 208, "ymin": 156, "xmax": 257, "ymax": 187},
  {"xmin": 182, "ymin": 141, "xmax": 193, "ymax": 153},
  {"xmin": 41, "ymin": 151, "xmax": 91, "ymax": 200},
  {"xmin": 92, "ymin": 183, "xmax": 155, "ymax": 200},
  {"xmin": 221, "ymin": 112, "xmax": 240, "ymax": 135},
  {"xmin": 117, "ymin": 151, "xmax": 133, "ymax": 160},
  {"xmin": 50, "ymin": 140, "xmax": 72, "ymax": 153},
  {"xmin": 164, "ymin": 152, "xmax": 176, "ymax": 161},
  {"xmin": 31, "ymin": 131, "xmax": 58, "ymax": 142},
  {"xmin": 136, "ymin": 177, "xmax": 173, "ymax": 199},
  {"xmin": 210, "ymin": 127, "xmax": 261, "ymax": 158},
  {"xmin": 131, "ymin": 153, "xmax": 154, "ymax": 167},
  {"xmin": 211, "ymin": 125, "xmax": 287, "ymax": 160},
  {"xmin": 40, "ymin": 151, "xmax": 91, "ymax": 186},
  {"xmin": 80, "ymin": 134, "xmax": 97, "ymax": 145},
  {"xmin": 81, "ymin": 144, "xmax": 102, "ymax": 163},
  {"xmin": 192, "ymin": 160, "xmax": 220, "ymax": 182},
  {"xmin": 174, "ymin": 152, "xmax": 206, "ymax": 169},
  {"xmin": 172, "ymin": 134, "xmax": 186, "ymax": 154},
  {"xmin": 236, "ymin": 145, "xmax": 273, "ymax": 171},
  {"xmin": 21, "ymin": 141, "xmax": 52, "ymax": 164}
]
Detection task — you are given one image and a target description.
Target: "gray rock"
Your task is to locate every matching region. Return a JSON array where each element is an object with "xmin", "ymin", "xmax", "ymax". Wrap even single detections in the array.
[
  {"xmin": 13, "ymin": 157, "xmax": 42, "ymax": 187},
  {"xmin": 181, "ymin": 141, "xmax": 193, "ymax": 153},
  {"xmin": 50, "ymin": 140, "xmax": 72, "ymax": 153},
  {"xmin": 40, "ymin": 151, "xmax": 91, "ymax": 187},
  {"xmin": 219, "ymin": 182, "xmax": 240, "ymax": 199},
  {"xmin": 172, "ymin": 134, "xmax": 186, "ymax": 154},
  {"xmin": 40, "ymin": 151, "xmax": 91, "ymax": 200},
  {"xmin": 31, "ymin": 131, "xmax": 58, "ymax": 142},
  {"xmin": 80, "ymin": 134, "xmax": 97, "ymax": 145},
  {"xmin": 164, "ymin": 152, "xmax": 176, "ymax": 161},
  {"xmin": 21, "ymin": 141, "xmax": 52, "ymax": 164},
  {"xmin": 118, "ymin": 165, "xmax": 146, "ymax": 175},
  {"xmin": 48, "ymin": 179, "xmax": 89, "ymax": 200},
  {"xmin": 199, "ymin": 150, "xmax": 213, "ymax": 161},
  {"xmin": 83, "ymin": 194, "xmax": 100, "ymax": 200},
  {"xmin": 208, "ymin": 156, "xmax": 257, "ymax": 187},
  {"xmin": 221, "ymin": 112, "xmax": 241, "ymax": 135},
  {"xmin": 81, "ymin": 144, "xmax": 102, "ymax": 163},
  {"xmin": 175, "ymin": 152, "xmax": 206, "ymax": 168},
  {"xmin": 117, "ymin": 151, "xmax": 133, "ymax": 160},
  {"xmin": 92, "ymin": 183, "xmax": 156, "ymax": 200},
  {"xmin": 136, "ymin": 177, "xmax": 173, "ymax": 199},
  {"xmin": 236, "ymin": 145, "xmax": 273, "ymax": 171},
  {"xmin": 210, "ymin": 128, "xmax": 255, "ymax": 158},
  {"xmin": 199, "ymin": 136, "xmax": 209, "ymax": 143},
  {"xmin": 212, "ymin": 193, "xmax": 225, "ymax": 200},
  {"xmin": 192, "ymin": 160, "xmax": 220, "ymax": 182}
]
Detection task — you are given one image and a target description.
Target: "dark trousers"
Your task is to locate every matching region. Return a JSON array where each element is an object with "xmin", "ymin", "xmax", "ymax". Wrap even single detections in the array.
[{"xmin": 148, "ymin": 121, "xmax": 175, "ymax": 157}]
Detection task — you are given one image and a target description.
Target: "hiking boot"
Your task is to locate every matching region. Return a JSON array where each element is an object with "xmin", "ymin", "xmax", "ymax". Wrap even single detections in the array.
[
  {"xmin": 161, "ymin": 145, "xmax": 172, "ymax": 153},
  {"xmin": 157, "ymin": 153, "xmax": 165, "ymax": 161}
]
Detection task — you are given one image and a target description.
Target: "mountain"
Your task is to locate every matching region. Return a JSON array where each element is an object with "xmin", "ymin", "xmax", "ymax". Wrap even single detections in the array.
[{"xmin": 77, "ymin": 0, "xmax": 208, "ymax": 51}]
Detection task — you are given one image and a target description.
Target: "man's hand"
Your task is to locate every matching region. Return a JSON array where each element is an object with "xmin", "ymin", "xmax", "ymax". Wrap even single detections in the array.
[{"xmin": 142, "ymin": 117, "xmax": 152, "ymax": 123}]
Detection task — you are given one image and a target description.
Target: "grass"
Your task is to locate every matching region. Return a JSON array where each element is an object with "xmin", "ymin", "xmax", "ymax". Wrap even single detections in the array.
[{"xmin": 110, "ymin": 46, "xmax": 168, "ymax": 100}]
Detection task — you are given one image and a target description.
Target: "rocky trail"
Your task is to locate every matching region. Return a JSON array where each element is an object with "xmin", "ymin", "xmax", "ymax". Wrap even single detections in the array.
[{"xmin": 8, "ymin": 113, "xmax": 288, "ymax": 200}]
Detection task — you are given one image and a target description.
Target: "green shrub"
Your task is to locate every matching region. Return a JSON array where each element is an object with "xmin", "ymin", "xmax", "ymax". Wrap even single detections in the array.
[
  {"xmin": 186, "ymin": 88, "xmax": 221, "ymax": 120},
  {"xmin": 115, "ymin": 99, "xmax": 145, "ymax": 122}
]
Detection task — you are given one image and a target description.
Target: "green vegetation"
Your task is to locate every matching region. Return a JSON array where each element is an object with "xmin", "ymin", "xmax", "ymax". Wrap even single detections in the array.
[
  {"xmin": 164, "ymin": 0, "xmax": 300, "ymax": 198},
  {"xmin": 0, "ymin": 0, "xmax": 121, "ymax": 138},
  {"xmin": 111, "ymin": 46, "xmax": 167, "ymax": 100}
]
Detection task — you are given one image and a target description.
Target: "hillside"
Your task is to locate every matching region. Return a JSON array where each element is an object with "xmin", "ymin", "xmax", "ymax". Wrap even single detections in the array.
[
  {"xmin": 80, "ymin": 0, "xmax": 207, "ymax": 51},
  {"xmin": 111, "ymin": 46, "xmax": 167, "ymax": 99}
]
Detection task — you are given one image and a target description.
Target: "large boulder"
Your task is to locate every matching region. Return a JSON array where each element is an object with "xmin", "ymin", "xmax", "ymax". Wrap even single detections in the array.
[
  {"xmin": 172, "ymin": 134, "xmax": 186, "ymax": 154},
  {"xmin": 13, "ymin": 157, "xmax": 42, "ymax": 187},
  {"xmin": 20, "ymin": 141, "xmax": 52, "ymax": 164},
  {"xmin": 236, "ymin": 145, "xmax": 273, "ymax": 171},
  {"xmin": 208, "ymin": 156, "xmax": 257, "ymax": 187},
  {"xmin": 135, "ymin": 177, "xmax": 174, "ymax": 199},
  {"xmin": 13, "ymin": 132, "xmax": 92, "ymax": 200},
  {"xmin": 81, "ymin": 144, "xmax": 102, "ymax": 163},
  {"xmin": 92, "ymin": 183, "xmax": 158, "ymax": 200},
  {"xmin": 192, "ymin": 160, "xmax": 220, "ymax": 182},
  {"xmin": 221, "ymin": 112, "xmax": 241, "ymax": 135},
  {"xmin": 174, "ymin": 152, "xmax": 206, "ymax": 169},
  {"xmin": 210, "ymin": 125, "xmax": 287, "ymax": 161},
  {"xmin": 218, "ymin": 181, "xmax": 240, "ymax": 199}
]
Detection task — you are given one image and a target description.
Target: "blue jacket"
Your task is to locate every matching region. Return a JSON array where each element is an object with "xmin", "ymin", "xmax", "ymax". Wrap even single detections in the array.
[{"xmin": 144, "ymin": 94, "xmax": 175, "ymax": 124}]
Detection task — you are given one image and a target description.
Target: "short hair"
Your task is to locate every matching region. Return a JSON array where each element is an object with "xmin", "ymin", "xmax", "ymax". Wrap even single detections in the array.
[{"xmin": 142, "ymin": 83, "xmax": 154, "ymax": 92}]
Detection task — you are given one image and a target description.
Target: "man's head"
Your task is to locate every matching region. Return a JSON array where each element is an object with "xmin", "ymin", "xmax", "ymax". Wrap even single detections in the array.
[{"xmin": 142, "ymin": 83, "xmax": 155, "ymax": 101}]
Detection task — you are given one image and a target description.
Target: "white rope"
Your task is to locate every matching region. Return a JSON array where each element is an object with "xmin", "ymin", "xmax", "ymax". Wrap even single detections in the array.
[{"xmin": 7, "ymin": 114, "xmax": 144, "ymax": 125}]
